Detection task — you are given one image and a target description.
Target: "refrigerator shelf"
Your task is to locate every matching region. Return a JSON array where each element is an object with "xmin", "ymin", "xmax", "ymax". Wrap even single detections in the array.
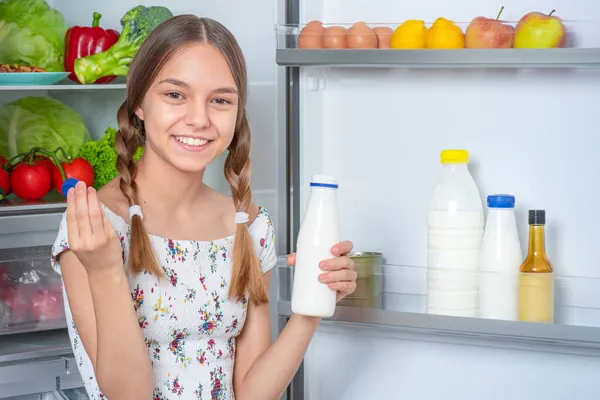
[
  {"xmin": 276, "ymin": 48, "xmax": 600, "ymax": 69},
  {"xmin": 277, "ymin": 300, "xmax": 600, "ymax": 357},
  {"xmin": 277, "ymin": 262, "xmax": 600, "ymax": 356}
]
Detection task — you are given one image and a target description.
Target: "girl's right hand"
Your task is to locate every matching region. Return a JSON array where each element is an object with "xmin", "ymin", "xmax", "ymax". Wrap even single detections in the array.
[{"xmin": 66, "ymin": 181, "xmax": 123, "ymax": 276}]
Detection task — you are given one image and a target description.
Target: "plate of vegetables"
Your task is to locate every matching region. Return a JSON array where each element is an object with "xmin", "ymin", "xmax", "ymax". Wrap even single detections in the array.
[{"xmin": 0, "ymin": 65, "xmax": 69, "ymax": 86}]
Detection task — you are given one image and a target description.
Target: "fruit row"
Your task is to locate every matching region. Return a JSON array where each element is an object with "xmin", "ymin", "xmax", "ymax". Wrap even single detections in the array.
[{"xmin": 297, "ymin": 9, "xmax": 567, "ymax": 50}]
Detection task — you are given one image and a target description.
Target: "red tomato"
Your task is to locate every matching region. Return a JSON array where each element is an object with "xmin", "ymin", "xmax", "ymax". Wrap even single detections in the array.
[
  {"xmin": 30, "ymin": 288, "xmax": 64, "ymax": 322},
  {"xmin": 0, "ymin": 167, "xmax": 9, "ymax": 197},
  {"xmin": 24, "ymin": 155, "xmax": 54, "ymax": 174},
  {"xmin": 0, "ymin": 155, "xmax": 7, "ymax": 166},
  {"xmin": 11, "ymin": 162, "xmax": 52, "ymax": 201},
  {"xmin": 52, "ymin": 158, "xmax": 94, "ymax": 194}
]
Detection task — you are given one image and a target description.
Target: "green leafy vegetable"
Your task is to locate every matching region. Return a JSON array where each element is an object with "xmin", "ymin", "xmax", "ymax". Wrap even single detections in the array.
[
  {"xmin": 0, "ymin": 96, "xmax": 90, "ymax": 159},
  {"xmin": 74, "ymin": 5, "xmax": 173, "ymax": 84},
  {"xmin": 0, "ymin": 0, "xmax": 69, "ymax": 71},
  {"xmin": 77, "ymin": 127, "xmax": 143, "ymax": 189}
]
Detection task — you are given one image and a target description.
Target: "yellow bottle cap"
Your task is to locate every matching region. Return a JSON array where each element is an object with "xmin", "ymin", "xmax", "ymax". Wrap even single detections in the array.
[{"xmin": 441, "ymin": 150, "xmax": 469, "ymax": 164}]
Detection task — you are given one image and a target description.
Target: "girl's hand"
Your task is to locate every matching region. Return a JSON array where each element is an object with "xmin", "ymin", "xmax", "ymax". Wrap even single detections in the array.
[
  {"xmin": 66, "ymin": 181, "xmax": 123, "ymax": 277},
  {"xmin": 287, "ymin": 240, "xmax": 357, "ymax": 302}
]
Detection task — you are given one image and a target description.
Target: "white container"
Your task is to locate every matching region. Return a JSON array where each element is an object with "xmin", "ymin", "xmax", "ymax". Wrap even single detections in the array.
[
  {"xmin": 426, "ymin": 150, "xmax": 484, "ymax": 317},
  {"xmin": 291, "ymin": 175, "xmax": 341, "ymax": 318},
  {"xmin": 479, "ymin": 194, "xmax": 522, "ymax": 321}
]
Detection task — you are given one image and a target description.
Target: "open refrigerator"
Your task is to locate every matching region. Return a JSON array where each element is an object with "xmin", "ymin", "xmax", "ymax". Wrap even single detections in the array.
[
  {"xmin": 275, "ymin": 0, "xmax": 600, "ymax": 399},
  {"xmin": 1, "ymin": 0, "xmax": 600, "ymax": 399}
]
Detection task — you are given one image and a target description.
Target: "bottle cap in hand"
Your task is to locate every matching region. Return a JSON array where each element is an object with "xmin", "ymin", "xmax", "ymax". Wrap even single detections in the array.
[{"xmin": 61, "ymin": 178, "xmax": 80, "ymax": 197}]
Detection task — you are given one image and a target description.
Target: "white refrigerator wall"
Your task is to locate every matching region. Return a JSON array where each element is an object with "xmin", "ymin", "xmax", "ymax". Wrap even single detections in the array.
[{"xmin": 298, "ymin": 0, "xmax": 600, "ymax": 399}]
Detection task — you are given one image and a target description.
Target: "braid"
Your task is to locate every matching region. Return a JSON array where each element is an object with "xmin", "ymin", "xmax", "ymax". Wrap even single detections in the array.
[
  {"xmin": 225, "ymin": 113, "xmax": 268, "ymax": 305},
  {"xmin": 116, "ymin": 101, "xmax": 162, "ymax": 276}
]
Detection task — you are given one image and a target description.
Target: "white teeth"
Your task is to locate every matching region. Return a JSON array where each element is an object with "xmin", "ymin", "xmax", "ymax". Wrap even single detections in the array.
[{"xmin": 175, "ymin": 136, "xmax": 209, "ymax": 147}]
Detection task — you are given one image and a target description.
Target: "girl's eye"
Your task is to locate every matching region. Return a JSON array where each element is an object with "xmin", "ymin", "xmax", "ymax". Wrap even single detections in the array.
[
  {"xmin": 212, "ymin": 98, "xmax": 231, "ymax": 105},
  {"xmin": 166, "ymin": 92, "xmax": 184, "ymax": 100}
]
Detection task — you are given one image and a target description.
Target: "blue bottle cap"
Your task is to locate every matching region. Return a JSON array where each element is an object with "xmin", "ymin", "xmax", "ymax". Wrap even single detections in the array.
[
  {"xmin": 487, "ymin": 194, "xmax": 515, "ymax": 209},
  {"xmin": 61, "ymin": 178, "xmax": 79, "ymax": 197}
]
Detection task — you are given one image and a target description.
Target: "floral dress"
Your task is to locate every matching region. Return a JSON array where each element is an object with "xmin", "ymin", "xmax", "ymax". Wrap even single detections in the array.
[{"xmin": 50, "ymin": 204, "xmax": 277, "ymax": 400}]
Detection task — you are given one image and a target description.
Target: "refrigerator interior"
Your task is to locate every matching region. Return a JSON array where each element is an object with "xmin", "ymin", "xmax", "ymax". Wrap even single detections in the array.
[{"xmin": 283, "ymin": 0, "xmax": 600, "ymax": 398}]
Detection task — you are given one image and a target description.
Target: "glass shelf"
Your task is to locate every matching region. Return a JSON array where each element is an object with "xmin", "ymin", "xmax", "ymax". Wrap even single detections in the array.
[
  {"xmin": 277, "ymin": 261, "xmax": 600, "ymax": 355},
  {"xmin": 275, "ymin": 21, "xmax": 600, "ymax": 68}
]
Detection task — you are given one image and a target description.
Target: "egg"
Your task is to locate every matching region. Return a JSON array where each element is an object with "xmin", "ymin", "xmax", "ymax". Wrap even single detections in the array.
[
  {"xmin": 373, "ymin": 27, "xmax": 394, "ymax": 48},
  {"xmin": 298, "ymin": 20, "xmax": 325, "ymax": 49},
  {"xmin": 322, "ymin": 26, "xmax": 347, "ymax": 49},
  {"xmin": 347, "ymin": 22, "xmax": 377, "ymax": 49}
]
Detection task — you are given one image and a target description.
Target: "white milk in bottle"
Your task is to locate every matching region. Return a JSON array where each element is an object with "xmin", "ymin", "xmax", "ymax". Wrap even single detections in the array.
[
  {"xmin": 479, "ymin": 194, "xmax": 522, "ymax": 321},
  {"xmin": 291, "ymin": 175, "xmax": 341, "ymax": 318},
  {"xmin": 427, "ymin": 150, "xmax": 484, "ymax": 317}
]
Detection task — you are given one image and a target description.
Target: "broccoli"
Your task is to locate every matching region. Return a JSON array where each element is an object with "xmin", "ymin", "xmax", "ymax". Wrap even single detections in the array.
[
  {"xmin": 74, "ymin": 6, "xmax": 173, "ymax": 84},
  {"xmin": 78, "ymin": 127, "xmax": 144, "ymax": 189}
]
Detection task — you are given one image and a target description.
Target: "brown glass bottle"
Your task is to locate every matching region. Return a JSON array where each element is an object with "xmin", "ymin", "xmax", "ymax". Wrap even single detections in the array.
[{"xmin": 518, "ymin": 210, "xmax": 554, "ymax": 323}]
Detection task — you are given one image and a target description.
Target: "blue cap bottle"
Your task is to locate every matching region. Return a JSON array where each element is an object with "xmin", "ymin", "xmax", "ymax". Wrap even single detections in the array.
[{"xmin": 487, "ymin": 194, "xmax": 515, "ymax": 209}]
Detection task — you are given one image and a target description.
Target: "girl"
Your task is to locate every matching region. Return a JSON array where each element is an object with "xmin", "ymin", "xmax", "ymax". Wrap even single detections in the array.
[{"xmin": 50, "ymin": 14, "xmax": 357, "ymax": 400}]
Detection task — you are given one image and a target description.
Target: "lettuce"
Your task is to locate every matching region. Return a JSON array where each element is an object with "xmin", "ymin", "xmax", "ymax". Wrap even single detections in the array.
[
  {"xmin": 0, "ymin": 97, "xmax": 91, "ymax": 159},
  {"xmin": 0, "ymin": 0, "xmax": 68, "ymax": 71}
]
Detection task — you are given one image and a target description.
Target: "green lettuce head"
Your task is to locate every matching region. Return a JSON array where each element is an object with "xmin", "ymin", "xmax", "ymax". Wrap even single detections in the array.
[
  {"xmin": 0, "ymin": 97, "xmax": 91, "ymax": 159},
  {"xmin": 0, "ymin": 0, "xmax": 68, "ymax": 71}
]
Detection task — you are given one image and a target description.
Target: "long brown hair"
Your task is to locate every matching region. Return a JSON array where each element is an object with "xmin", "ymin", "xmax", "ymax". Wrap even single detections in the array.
[{"xmin": 115, "ymin": 15, "xmax": 267, "ymax": 305}]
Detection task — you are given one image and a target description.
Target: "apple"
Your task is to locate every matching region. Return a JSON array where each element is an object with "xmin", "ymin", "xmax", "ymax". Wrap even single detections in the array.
[
  {"xmin": 466, "ymin": 6, "xmax": 515, "ymax": 48},
  {"xmin": 514, "ymin": 9, "xmax": 567, "ymax": 48}
]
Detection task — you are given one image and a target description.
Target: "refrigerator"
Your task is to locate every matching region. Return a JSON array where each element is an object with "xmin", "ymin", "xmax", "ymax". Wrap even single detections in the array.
[
  {"xmin": 1, "ymin": 0, "xmax": 600, "ymax": 399},
  {"xmin": 275, "ymin": 0, "xmax": 600, "ymax": 399}
]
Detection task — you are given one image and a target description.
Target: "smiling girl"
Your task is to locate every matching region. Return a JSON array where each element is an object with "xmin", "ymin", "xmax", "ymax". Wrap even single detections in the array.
[{"xmin": 50, "ymin": 14, "xmax": 357, "ymax": 400}]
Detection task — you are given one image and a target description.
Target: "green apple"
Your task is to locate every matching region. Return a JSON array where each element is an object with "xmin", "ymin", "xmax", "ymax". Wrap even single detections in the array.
[{"xmin": 514, "ymin": 10, "xmax": 567, "ymax": 48}]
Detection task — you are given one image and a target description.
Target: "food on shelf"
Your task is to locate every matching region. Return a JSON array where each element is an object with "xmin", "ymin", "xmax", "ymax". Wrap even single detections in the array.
[
  {"xmin": 514, "ymin": 10, "xmax": 567, "ymax": 48},
  {"xmin": 426, "ymin": 18, "xmax": 465, "ymax": 49},
  {"xmin": 346, "ymin": 22, "xmax": 377, "ymax": 49},
  {"xmin": 0, "ymin": 156, "xmax": 9, "ymax": 200},
  {"xmin": 322, "ymin": 26, "xmax": 347, "ymax": 49},
  {"xmin": 77, "ymin": 127, "xmax": 143, "ymax": 189},
  {"xmin": 64, "ymin": 12, "xmax": 120, "ymax": 84},
  {"xmin": 30, "ymin": 287, "xmax": 64, "ymax": 322},
  {"xmin": 9, "ymin": 157, "xmax": 53, "ymax": 201},
  {"xmin": 373, "ymin": 27, "xmax": 393, "ymax": 48},
  {"xmin": 0, "ymin": 96, "xmax": 90, "ymax": 159},
  {"xmin": 74, "ymin": 5, "xmax": 173, "ymax": 84},
  {"xmin": 0, "ymin": 0, "xmax": 69, "ymax": 72},
  {"xmin": 465, "ymin": 6, "xmax": 515, "ymax": 48},
  {"xmin": 51, "ymin": 155, "xmax": 95, "ymax": 194},
  {"xmin": 390, "ymin": 20, "xmax": 427, "ymax": 49},
  {"xmin": 298, "ymin": 21, "xmax": 325, "ymax": 49},
  {"xmin": 0, "ymin": 264, "xmax": 65, "ymax": 328},
  {"xmin": 0, "ymin": 64, "xmax": 46, "ymax": 73}
]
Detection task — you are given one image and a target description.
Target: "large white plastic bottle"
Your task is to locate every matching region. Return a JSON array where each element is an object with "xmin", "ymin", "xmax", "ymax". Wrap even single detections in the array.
[
  {"xmin": 291, "ymin": 175, "xmax": 341, "ymax": 318},
  {"xmin": 479, "ymin": 194, "xmax": 522, "ymax": 321},
  {"xmin": 426, "ymin": 150, "xmax": 484, "ymax": 317}
]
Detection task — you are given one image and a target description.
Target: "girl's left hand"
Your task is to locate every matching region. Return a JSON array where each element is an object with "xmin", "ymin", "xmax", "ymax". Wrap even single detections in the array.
[{"xmin": 287, "ymin": 240, "xmax": 357, "ymax": 302}]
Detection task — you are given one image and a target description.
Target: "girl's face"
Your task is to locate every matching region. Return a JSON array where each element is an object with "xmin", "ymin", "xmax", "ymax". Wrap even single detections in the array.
[{"xmin": 135, "ymin": 43, "xmax": 239, "ymax": 173}]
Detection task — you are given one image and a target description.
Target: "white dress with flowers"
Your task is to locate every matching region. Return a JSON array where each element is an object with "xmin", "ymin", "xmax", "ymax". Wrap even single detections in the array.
[{"xmin": 50, "ymin": 204, "xmax": 277, "ymax": 400}]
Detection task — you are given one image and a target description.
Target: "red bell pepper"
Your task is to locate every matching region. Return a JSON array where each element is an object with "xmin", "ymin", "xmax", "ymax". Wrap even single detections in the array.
[{"xmin": 64, "ymin": 12, "xmax": 119, "ymax": 84}]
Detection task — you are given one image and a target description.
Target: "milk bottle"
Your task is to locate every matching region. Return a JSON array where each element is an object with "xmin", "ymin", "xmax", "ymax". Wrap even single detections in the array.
[
  {"xmin": 479, "ymin": 194, "xmax": 522, "ymax": 321},
  {"xmin": 426, "ymin": 150, "xmax": 484, "ymax": 317},
  {"xmin": 291, "ymin": 175, "xmax": 341, "ymax": 318}
]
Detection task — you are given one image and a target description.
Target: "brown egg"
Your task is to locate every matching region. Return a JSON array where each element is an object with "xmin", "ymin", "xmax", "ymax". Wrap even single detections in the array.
[
  {"xmin": 298, "ymin": 20, "xmax": 325, "ymax": 49},
  {"xmin": 373, "ymin": 26, "xmax": 393, "ymax": 48},
  {"xmin": 322, "ymin": 26, "xmax": 347, "ymax": 49},
  {"xmin": 347, "ymin": 22, "xmax": 377, "ymax": 49}
]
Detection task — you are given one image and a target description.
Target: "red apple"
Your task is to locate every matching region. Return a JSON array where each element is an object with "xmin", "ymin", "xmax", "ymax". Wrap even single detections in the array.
[
  {"xmin": 514, "ymin": 10, "xmax": 567, "ymax": 48},
  {"xmin": 466, "ymin": 6, "xmax": 515, "ymax": 48}
]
